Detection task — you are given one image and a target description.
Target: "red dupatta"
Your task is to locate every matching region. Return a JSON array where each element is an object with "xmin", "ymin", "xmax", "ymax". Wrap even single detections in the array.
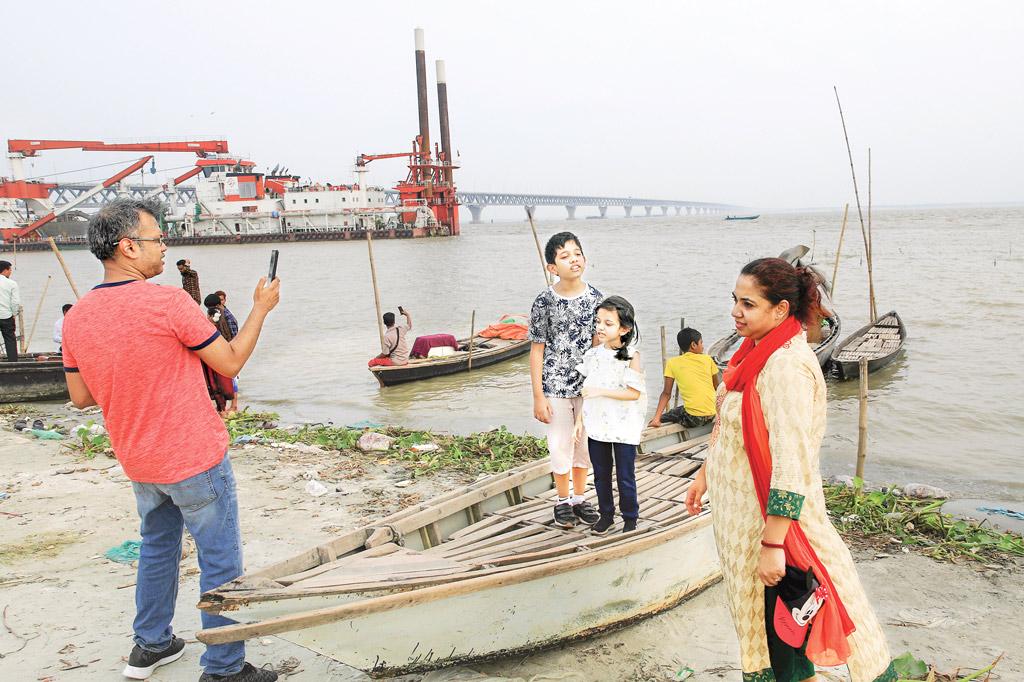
[{"xmin": 723, "ymin": 315, "xmax": 855, "ymax": 666}]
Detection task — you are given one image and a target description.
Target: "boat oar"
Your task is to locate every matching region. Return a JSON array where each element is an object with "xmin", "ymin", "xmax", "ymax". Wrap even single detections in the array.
[
  {"xmin": 833, "ymin": 87, "xmax": 874, "ymax": 322},
  {"xmin": 47, "ymin": 237, "xmax": 81, "ymax": 300},
  {"xmin": 527, "ymin": 208, "xmax": 551, "ymax": 286},
  {"xmin": 867, "ymin": 147, "xmax": 877, "ymax": 321},
  {"xmin": 366, "ymin": 230, "xmax": 386, "ymax": 353},
  {"xmin": 831, "ymin": 203, "xmax": 849, "ymax": 298},
  {"xmin": 25, "ymin": 275, "xmax": 52, "ymax": 353},
  {"xmin": 467, "ymin": 309, "xmax": 476, "ymax": 370}
]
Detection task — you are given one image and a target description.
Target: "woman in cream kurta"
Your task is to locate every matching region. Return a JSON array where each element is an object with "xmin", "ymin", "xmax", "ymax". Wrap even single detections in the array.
[{"xmin": 705, "ymin": 334, "xmax": 895, "ymax": 682}]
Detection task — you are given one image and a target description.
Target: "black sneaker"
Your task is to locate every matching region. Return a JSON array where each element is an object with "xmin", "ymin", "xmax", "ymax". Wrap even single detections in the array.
[
  {"xmin": 622, "ymin": 518, "xmax": 638, "ymax": 533},
  {"xmin": 553, "ymin": 502, "xmax": 577, "ymax": 528},
  {"xmin": 198, "ymin": 662, "xmax": 279, "ymax": 682},
  {"xmin": 592, "ymin": 516, "xmax": 614, "ymax": 535},
  {"xmin": 123, "ymin": 636, "xmax": 186, "ymax": 679},
  {"xmin": 573, "ymin": 500, "xmax": 601, "ymax": 525}
]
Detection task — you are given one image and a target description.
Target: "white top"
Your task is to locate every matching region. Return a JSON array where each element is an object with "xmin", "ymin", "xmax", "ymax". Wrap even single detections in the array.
[
  {"xmin": 577, "ymin": 345, "xmax": 646, "ymax": 445},
  {"xmin": 0, "ymin": 274, "xmax": 20, "ymax": 319},
  {"xmin": 54, "ymin": 317, "xmax": 64, "ymax": 345}
]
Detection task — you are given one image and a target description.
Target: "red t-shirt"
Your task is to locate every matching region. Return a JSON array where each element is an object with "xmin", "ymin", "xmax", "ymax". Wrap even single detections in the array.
[{"xmin": 62, "ymin": 279, "xmax": 228, "ymax": 484}]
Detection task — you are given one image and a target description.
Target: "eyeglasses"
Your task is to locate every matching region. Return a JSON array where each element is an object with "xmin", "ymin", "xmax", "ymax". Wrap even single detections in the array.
[{"xmin": 116, "ymin": 235, "xmax": 166, "ymax": 246}]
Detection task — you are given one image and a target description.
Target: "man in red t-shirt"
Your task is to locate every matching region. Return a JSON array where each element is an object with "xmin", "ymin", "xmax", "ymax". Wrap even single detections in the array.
[{"xmin": 63, "ymin": 198, "xmax": 280, "ymax": 682}]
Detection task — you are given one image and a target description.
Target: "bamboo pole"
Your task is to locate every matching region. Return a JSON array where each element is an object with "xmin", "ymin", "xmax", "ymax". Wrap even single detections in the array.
[
  {"xmin": 12, "ymin": 239, "xmax": 25, "ymax": 354},
  {"xmin": 467, "ymin": 310, "xmax": 476, "ymax": 370},
  {"xmin": 527, "ymin": 208, "xmax": 551, "ymax": 286},
  {"xmin": 833, "ymin": 87, "xmax": 874, "ymax": 322},
  {"xmin": 856, "ymin": 358, "xmax": 869, "ymax": 480},
  {"xmin": 25, "ymin": 275, "xmax": 52, "ymax": 353},
  {"xmin": 867, "ymin": 148, "xmax": 877, "ymax": 321},
  {"xmin": 831, "ymin": 203, "xmax": 849, "ymax": 297},
  {"xmin": 366, "ymin": 231, "xmax": 386, "ymax": 353},
  {"xmin": 47, "ymin": 237, "xmax": 81, "ymax": 301}
]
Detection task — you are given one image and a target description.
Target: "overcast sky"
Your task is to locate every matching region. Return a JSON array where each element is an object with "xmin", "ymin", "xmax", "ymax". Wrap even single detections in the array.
[{"xmin": 3, "ymin": 1, "xmax": 1022, "ymax": 209}]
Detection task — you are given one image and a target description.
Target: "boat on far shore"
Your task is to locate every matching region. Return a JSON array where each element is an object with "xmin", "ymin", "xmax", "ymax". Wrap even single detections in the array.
[{"xmin": 724, "ymin": 214, "xmax": 759, "ymax": 221}]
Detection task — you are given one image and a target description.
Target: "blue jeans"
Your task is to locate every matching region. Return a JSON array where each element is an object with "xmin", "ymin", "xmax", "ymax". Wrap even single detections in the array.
[
  {"xmin": 131, "ymin": 455, "xmax": 244, "ymax": 676},
  {"xmin": 587, "ymin": 439, "xmax": 639, "ymax": 520}
]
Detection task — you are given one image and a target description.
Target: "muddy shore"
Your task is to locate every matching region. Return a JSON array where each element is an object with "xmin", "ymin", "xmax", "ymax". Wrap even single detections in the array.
[{"xmin": 0, "ymin": 408, "xmax": 1021, "ymax": 681}]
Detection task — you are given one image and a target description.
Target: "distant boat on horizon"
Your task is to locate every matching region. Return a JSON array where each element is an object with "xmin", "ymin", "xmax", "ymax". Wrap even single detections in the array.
[{"xmin": 724, "ymin": 214, "xmax": 760, "ymax": 221}]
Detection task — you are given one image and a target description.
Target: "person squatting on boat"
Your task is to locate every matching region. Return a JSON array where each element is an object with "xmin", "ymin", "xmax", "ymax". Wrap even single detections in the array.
[
  {"xmin": 60, "ymin": 198, "xmax": 282, "ymax": 682},
  {"xmin": 368, "ymin": 305, "xmax": 413, "ymax": 367},
  {"xmin": 0, "ymin": 260, "xmax": 21, "ymax": 361},
  {"xmin": 649, "ymin": 326, "xmax": 721, "ymax": 428},
  {"xmin": 573, "ymin": 295, "xmax": 646, "ymax": 535},
  {"xmin": 528, "ymin": 231, "xmax": 603, "ymax": 529},
  {"xmin": 685, "ymin": 257, "xmax": 895, "ymax": 682}
]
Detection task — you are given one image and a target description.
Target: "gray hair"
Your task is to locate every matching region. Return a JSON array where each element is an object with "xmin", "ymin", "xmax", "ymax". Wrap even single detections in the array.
[{"xmin": 87, "ymin": 198, "xmax": 165, "ymax": 261}]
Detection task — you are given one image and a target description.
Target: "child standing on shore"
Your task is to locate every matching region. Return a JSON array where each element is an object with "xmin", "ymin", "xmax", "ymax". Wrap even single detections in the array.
[
  {"xmin": 529, "ymin": 232, "xmax": 603, "ymax": 529},
  {"xmin": 574, "ymin": 296, "xmax": 646, "ymax": 535}
]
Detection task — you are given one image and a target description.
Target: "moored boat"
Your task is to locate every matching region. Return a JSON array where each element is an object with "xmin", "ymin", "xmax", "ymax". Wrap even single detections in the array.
[
  {"xmin": 724, "ymin": 214, "xmax": 759, "ymax": 221},
  {"xmin": 0, "ymin": 353, "xmax": 68, "ymax": 402},
  {"xmin": 196, "ymin": 426, "xmax": 719, "ymax": 677},
  {"xmin": 829, "ymin": 310, "xmax": 906, "ymax": 380},
  {"xmin": 708, "ymin": 311, "xmax": 842, "ymax": 371}
]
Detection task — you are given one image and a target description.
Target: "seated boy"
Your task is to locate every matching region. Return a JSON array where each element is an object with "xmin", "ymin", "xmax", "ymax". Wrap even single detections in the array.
[{"xmin": 648, "ymin": 327, "xmax": 720, "ymax": 428}]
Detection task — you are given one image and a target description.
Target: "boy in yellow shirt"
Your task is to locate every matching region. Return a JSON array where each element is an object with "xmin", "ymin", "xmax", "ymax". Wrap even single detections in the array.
[{"xmin": 648, "ymin": 328, "xmax": 720, "ymax": 428}]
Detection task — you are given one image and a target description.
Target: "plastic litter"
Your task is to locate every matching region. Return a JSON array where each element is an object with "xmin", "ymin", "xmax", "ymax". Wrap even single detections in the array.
[
  {"xmin": 347, "ymin": 418, "xmax": 384, "ymax": 430},
  {"xmin": 72, "ymin": 423, "xmax": 106, "ymax": 438},
  {"xmin": 977, "ymin": 507, "xmax": 1024, "ymax": 521},
  {"xmin": 411, "ymin": 442, "xmax": 440, "ymax": 453},
  {"xmin": 105, "ymin": 540, "xmax": 142, "ymax": 564},
  {"xmin": 29, "ymin": 429, "xmax": 65, "ymax": 440},
  {"xmin": 901, "ymin": 483, "xmax": 950, "ymax": 499},
  {"xmin": 304, "ymin": 479, "xmax": 329, "ymax": 497},
  {"xmin": 358, "ymin": 432, "xmax": 394, "ymax": 452}
]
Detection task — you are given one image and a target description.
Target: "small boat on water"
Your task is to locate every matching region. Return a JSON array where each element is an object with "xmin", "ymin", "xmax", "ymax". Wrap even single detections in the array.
[
  {"xmin": 708, "ymin": 311, "xmax": 842, "ymax": 371},
  {"xmin": 197, "ymin": 423, "xmax": 719, "ymax": 677},
  {"xmin": 829, "ymin": 311, "xmax": 906, "ymax": 380},
  {"xmin": 724, "ymin": 214, "xmax": 759, "ymax": 221},
  {"xmin": 0, "ymin": 353, "xmax": 68, "ymax": 402}
]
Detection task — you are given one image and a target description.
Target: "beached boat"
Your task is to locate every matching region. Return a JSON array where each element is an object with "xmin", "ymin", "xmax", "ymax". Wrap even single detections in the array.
[
  {"xmin": 724, "ymin": 214, "xmax": 759, "ymax": 221},
  {"xmin": 0, "ymin": 353, "xmax": 68, "ymax": 402},
  {"xmin": 197, "ymin": 424, "xmax": 719, "ymax": 677},
  {"xmin": 829, "ymin": 310, "xmax": 906, "ymax": 380},
  {"xmin": 369, "ymin": 335, "xmax": 530, "ymax": 387},
  {"xmin": 708, "ymin": 311, "xmax": 842, "ymax": 371}
]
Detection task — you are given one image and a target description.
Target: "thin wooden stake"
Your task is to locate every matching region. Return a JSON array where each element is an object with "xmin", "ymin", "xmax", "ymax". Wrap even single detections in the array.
[
  {"xmin": 467, "ymin": 310, "xmax": 476, "ymax": 370},
  {"xmin": 833, "ymin": 87, "xmax": 874, "ymax": 322},
  {"xmin": 856, "ymin": 357, "xmax": 869, "ymax": 479},
  {"xmin": 25, "ymin": 275, "xmax": 52, "ymax": 353},
  {"xmin": 831, "ymin": 203, "xmax": 849, "ymax": 298},
  {"xmin": 47, "ymin": 237, "xmax": 81, "ymax": 301},
  {"xmin": 527, "ymin": 208, "xmax": 551, "ymax": 286},
  {"xmin": 867, "ymin": 147, "xmax": 877, "ymax": 322},
  {"xmin": 12, "ymin": 239, "xmax": 26, "ymax": 354},
  {"xmin": 366, "ymin": 231, "xmax": 386, "ymax": 353}
]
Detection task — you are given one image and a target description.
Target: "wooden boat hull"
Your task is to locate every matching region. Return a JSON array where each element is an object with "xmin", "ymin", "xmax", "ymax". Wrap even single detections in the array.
[
  {"xmin": 370, "ymin": 337, "xmax": 529, "ymax": 387},
  {"xmin": 708, "ymin": 312, "xmax": 841, "ymax": 371},
  {"xmin": 724, "ymin": 215, "xmax": 759, "ymax": 220},
  {"xmin": 0, "ymin": 354, "xmax": 68, "ymax": 402},
  {"xmin": 830, "ymin": 310, "xmax": 906, "ymax": 380},
  {"xmin": 198, "ymin": 427, "xmax": 719, "ymax": 676}
]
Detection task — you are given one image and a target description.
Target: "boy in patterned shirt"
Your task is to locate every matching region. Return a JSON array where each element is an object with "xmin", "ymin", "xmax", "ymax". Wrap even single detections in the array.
[{"xmin": 528, "ymin": 232, "xmax": 603, "ymax": 528}]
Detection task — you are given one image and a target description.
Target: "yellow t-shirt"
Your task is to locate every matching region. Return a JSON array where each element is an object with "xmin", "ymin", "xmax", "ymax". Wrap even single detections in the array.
[{"xmin": 663, "ymin": 352, "xmax": 720, "ymax": 417}]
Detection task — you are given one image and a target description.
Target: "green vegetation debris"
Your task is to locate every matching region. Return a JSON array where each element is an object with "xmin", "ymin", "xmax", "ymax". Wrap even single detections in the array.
[{"xmin": 0, "ymin": 532, "xmax": 79, "ymax": 564}]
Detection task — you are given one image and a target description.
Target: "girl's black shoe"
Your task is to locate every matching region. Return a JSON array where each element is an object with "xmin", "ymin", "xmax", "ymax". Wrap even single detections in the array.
[{"xmin": 592, "ymin": 516, "xmax": 614, "ymax": 535}]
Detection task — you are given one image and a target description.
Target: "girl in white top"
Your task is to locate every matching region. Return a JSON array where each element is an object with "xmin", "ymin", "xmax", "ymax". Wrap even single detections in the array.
[{"xmin": 573, "ymin": 295, "xmax": 646, "ymax": 535}]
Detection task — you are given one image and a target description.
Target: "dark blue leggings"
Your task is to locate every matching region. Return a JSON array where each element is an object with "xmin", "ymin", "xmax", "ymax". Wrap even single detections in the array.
[{"xmin": 587, "ymin": 438, "xmax": 639, "ymax": 520}]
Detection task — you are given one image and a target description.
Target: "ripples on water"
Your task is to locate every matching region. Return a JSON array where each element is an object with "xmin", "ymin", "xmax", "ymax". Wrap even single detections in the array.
[{"xmin": 11, "ymin": 206, "xmax": 1023, "ymax": 500}]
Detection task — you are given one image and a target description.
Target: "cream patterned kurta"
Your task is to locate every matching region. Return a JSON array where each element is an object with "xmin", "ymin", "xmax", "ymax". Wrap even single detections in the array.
[{"xmin": 705, "ymin": 334, "xmax": 894, "ymax": 682}]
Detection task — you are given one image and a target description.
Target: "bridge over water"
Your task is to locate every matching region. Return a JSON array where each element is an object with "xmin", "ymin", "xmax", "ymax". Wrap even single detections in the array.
[{"xmin": 47, "ymin": 184, "xmax": 740, "ymax": 221}]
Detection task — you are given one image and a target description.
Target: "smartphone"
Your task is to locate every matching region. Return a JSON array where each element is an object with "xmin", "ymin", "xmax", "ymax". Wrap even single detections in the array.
[{"xmin": 267, "ymin": 249, "xmax": 279, "ymax": 283}]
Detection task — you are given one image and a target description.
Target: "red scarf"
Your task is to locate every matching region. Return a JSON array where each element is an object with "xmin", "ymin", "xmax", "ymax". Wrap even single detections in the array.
[{"xmin": 723, "ymin": 315, "xmax": 854, "ymax": 666}]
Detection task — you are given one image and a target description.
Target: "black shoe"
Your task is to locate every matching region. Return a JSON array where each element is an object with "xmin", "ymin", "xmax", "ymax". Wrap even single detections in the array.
[
  {"xmin": 622, "ymin": 518, "xmax": 638, "ymax": 533},
  {"xmin": 592, "ymin": 516, "xmax": 614, "ymax": 535},
  {"xmin": 31, "ymin": 418, "xmax": 44, "ymax": 430},
  {"xmin": 199, "ymin": 662, "xmax": 279, "ymax": 682},
  {"xmin": 553, "ymin": 502, "xmax": 577, "ymax": 528},
  {"xmin": 123, "ymin": 636, "xmax": 186, "ymax": 679},
  {"xmin": 572, "ymin": 500, "xmax": 601, "ymax": 525}
]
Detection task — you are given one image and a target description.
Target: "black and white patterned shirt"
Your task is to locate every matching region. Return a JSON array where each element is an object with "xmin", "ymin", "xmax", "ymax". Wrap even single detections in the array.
[{"xmin": 528, "ymin": 284, "xmax": 603, "ymax": 398}]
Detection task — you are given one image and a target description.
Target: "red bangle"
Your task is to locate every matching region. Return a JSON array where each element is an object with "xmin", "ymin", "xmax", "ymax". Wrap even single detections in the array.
[{"xmin": 761, "ymin": 541, "xmax": 785, "ymax": 550}]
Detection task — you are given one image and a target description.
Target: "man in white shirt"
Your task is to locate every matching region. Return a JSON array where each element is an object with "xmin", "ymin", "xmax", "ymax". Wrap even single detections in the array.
[
  {"xmin": 54, "ymin": 303, "xmax": 73, "ymax": 351},
  {"xmin": 0, "ymin": 260, "xmax": 21, "ymax": 362}
]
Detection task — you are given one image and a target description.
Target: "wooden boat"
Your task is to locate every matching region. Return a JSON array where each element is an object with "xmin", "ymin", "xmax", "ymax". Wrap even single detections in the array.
[
  {"xmin": 197, "ymin": 423, "xmax": 719, "ymax": 677},
  {"xmin": 0, "ymin": 353, "xmax": 68, "ymax": 402},
  {"xmin": 369, "ymin": 335, "xmax": 530, "ymax": 387},
  {"xmin": 724, "ymin": 214, "xmax": 759, "ymax": 221},
  {"xmin": 708, "ymin": 311, "xmax": 842, "ymax": 372},
  {"xmin": 830, "ymin": 310, "xmax": 906, "ymax": 380}
]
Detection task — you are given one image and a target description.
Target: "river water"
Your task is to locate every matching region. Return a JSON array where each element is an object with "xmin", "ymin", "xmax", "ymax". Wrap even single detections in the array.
[{"xmin": 8, "ymin": 206, "xmax": 1023, "ymax": 502}]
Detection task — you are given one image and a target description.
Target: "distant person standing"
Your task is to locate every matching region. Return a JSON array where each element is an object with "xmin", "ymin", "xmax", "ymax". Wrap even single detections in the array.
[
  {"xmin": 176, "ymin": 258, "xmax": 201, "ymax": 304},
  {"xmin": 54, "ymin": 303, "xmax": 73, "ymax": 352},
  {"xmin": 62, "ymin": 198, "xmax": 281, "ymax": 681},
  {"xmin": 0, "ymin": 260, "xmax": 21, "ymax": 361},
  {"xmin": 215, "ymin": 290, "xmax": 239, "ymax": 337}
]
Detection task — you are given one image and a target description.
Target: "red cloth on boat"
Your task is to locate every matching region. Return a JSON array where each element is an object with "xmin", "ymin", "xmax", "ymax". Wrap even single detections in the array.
[
  {"xmin": 410, "ymin": 333, "xmax": 459, "ymax": 358},
  {"xmin": 478, "ymin": 323, "xmax": 528, "ymax": 340}
]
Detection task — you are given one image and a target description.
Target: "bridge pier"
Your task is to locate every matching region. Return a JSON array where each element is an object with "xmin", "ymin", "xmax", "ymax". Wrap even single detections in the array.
[
  {"xmin": 565, "ymin": 206, "xmax": 576, "ymax": 220},
  {"xmin": 468, "ymin": 205, "xmax": 485, "ymax": 223},
  {"xmin": 624, "ymin": 206, "xmax": 633, "ymax": 218},
  {"xmin": 644, "ymin": 206, "xmax": 653, "ymax": 217},
  {"xmin": 598, "ymin": 206, "xmax": 607, "ymax": 218},
  {"xmin": 674, "ymin": 207, "xmax": 681, "ymax": 216}
]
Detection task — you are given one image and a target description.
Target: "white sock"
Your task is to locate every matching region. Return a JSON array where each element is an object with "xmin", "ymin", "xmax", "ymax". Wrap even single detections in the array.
[
  {"xmin": 556, "ymin": 496, "xmax": 572, "ymax": 506},
  {"xmin": 570, "ymin": 494, "xmax": 585, "ymax": 505}
]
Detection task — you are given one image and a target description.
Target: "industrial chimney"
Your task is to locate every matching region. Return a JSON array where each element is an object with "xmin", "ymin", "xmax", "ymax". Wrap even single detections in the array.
[
  {"xmin": 414, "ymin": 28, "xmax": 431, "ymax": 163},
  {"xmin": 436, "ymin": 59, "xmax": 453, "ymax": 184}
]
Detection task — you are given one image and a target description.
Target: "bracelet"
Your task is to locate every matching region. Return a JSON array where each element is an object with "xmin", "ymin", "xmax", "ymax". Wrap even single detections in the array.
[{"xmin": 761, "ymin": 540, "xmax": 785, "ymax": 550}]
